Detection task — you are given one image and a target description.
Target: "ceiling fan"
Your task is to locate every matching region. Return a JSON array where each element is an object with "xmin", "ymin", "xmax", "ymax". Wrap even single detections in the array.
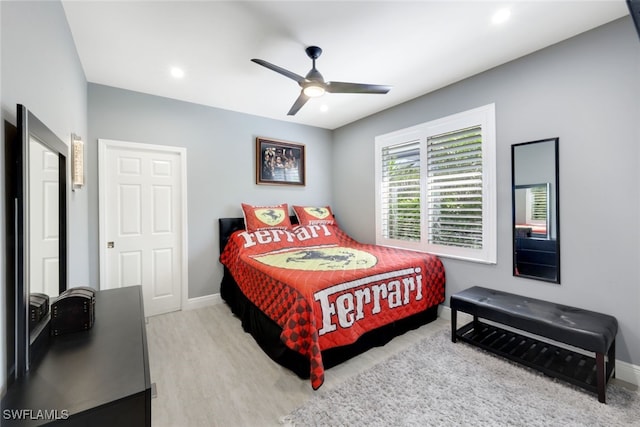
[{"xmin": 251, "ymin": 46, "xmax": 392, "ymax": 116}]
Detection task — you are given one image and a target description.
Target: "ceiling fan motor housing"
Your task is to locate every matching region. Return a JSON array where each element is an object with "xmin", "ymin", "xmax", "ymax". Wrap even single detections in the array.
[{"xmin": 305, "ymin": 46, "xmax": 323, "ymax": 60}]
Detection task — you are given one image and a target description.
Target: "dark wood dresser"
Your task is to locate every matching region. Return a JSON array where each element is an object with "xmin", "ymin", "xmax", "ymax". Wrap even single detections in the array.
[{"xmin": 2, "ymin": 286, "xmax": 151, "ymax": 426}]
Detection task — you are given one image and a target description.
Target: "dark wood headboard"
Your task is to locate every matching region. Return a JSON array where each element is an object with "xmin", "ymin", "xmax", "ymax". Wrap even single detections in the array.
[{"xmin": 218, "ymin": 216, "xmax": 298, "ymax": 254}]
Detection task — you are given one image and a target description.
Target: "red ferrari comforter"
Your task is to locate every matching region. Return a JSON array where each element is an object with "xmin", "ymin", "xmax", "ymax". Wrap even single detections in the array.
[{"xmin": 220, "ymin": 224, "xmax": 445, "ymax": 389}]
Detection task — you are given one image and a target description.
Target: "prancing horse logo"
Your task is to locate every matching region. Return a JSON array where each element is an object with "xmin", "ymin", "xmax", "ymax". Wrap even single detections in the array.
[
  {"xmin": 254, "ymin": 208, "xmax": 285, "ymax": 226},
  {"xmin": 305, "ymin": 207, "xmax": 330, "ymax": 219},
  {"xmin": 254, "ymin": 247, "xmax": 377, "ymax": 271},
  {"xmin": 286, "ymin": 250, "xmax": 355, "ymax": 268}
]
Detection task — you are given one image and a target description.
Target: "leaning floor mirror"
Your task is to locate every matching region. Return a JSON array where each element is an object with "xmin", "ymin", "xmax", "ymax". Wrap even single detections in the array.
[{"xmin": 511, "ymin": 137, "xmax": 560, "ymax": 283}]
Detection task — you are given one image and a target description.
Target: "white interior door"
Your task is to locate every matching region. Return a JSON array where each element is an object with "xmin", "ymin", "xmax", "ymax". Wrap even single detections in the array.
[
  {"xmin": 29, "ymin": 137, "xmax": 60, "ymax": 296},
  {"xmin": 99, "ymin": 139, "xmax": 187, "ymax": 317}
]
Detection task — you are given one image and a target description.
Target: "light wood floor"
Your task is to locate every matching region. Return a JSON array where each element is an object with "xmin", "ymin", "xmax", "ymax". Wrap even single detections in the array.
[{"xmin": 146, "ymin": 302, "xmax": 448, "ymax": 427}]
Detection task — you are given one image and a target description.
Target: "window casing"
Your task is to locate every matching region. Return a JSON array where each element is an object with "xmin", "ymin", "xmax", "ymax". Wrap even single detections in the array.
[{"xmin": 375, "ymin": 104, "xmax": 496, "ymax": 264}]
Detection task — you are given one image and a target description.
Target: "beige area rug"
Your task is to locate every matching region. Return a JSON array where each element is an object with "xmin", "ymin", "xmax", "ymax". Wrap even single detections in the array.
[{"xmin": 283, "ymin": 330, "xmax": 639, "ymax": 426}]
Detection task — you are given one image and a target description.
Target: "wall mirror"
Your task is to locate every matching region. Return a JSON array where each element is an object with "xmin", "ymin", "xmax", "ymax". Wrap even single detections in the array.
[
  {"xmin": 5, "ymin": 104, "xmax": 68, "ymax": 381},
  {"xmin": 511, "ymin": 138, "xmax": 559, "ymax": 283}
]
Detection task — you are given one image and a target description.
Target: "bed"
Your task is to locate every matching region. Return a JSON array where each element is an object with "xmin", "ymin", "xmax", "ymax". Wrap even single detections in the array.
[{"xmin": 219, "ymin": 209, "xmax": 445, "ymax": 389}]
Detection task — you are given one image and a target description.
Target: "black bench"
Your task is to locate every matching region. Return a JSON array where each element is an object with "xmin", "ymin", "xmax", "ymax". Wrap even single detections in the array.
[{"xmin": 450, "ymin": 286, "xmax": 618, "ymax": 403}]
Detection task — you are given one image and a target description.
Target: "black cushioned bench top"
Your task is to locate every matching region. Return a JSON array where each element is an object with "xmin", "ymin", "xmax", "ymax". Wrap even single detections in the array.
[{"xmin": 450, "ymin": 286, "xmax": 618, "ymax": 354}]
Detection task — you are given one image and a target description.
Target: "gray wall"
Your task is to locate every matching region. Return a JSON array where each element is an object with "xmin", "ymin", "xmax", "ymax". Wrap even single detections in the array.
[
  {"xmin": 332, "ymin": 17, "xmax": 640, "ymax": 365},
  {"xmin": 1, "ymin": 0, "xmax": 88, "ymax": 395},
  {"xmin": 87, "ymin": 84, "xmax": 333, "ymax": 299}
]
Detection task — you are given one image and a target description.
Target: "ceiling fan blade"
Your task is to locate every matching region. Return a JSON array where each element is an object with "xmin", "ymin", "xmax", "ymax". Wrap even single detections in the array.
[
  {"xmin": 287, "ymin": 92, "xmax": 310, "ymax": 116},
  {"xmin": 251, "ymin": 58, "xmax": 306, "ymax": 84},
  {"xmin": 325, "ymin": 81, "xmax": 391, "ymax": 94}
]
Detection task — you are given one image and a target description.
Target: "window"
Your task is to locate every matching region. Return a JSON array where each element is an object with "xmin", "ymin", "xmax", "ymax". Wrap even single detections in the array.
[
  {"xmin": 375, "ymin": 104, "xmax": 496, "ymax": 264},
  {"xmin": 527, "ymin": 185, "xmax": 548, "ymax": 225}
]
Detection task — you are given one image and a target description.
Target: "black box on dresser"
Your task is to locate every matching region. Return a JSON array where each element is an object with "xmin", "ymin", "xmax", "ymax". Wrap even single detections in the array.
[
  {"xmin": 51, "ymin": 287, "xmax": 96, "ymax": 336},
  {"xmin": 29, "ymin": 293, "xmax": 49, "ymax": 331}
]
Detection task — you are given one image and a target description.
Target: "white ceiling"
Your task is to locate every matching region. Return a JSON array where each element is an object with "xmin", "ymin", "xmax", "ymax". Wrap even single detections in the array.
[{"xmin": 62, "ymin": 1, "xmax": 629, "ymax": 130}]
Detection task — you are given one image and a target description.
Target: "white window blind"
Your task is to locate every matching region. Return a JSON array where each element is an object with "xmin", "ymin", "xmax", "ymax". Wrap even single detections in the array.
[
  {"xmin": 380, "ymin": 139, "xmax": 421, "ymax": 241},
  {"xmin": 427, "ymin": 126, "xmax": 483, "ymax": 249},
  {"xmin": 375, "ymin": 104, "xmax": 496, "ymax": 264},
  {"xmin": 528, "ymin": 185, "xmax": 548, "ymax": 222}
]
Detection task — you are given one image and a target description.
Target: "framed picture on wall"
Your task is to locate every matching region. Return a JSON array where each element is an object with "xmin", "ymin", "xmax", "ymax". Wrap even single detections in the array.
[{"xmin": 256, "ymin": 137, "xmax": 306, "ymax": 186}]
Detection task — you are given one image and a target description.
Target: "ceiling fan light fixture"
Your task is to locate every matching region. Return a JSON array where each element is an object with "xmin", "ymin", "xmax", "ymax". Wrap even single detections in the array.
[{"xmin": 303, "ymin": 84, "xmax": 325, "ymax": 98}]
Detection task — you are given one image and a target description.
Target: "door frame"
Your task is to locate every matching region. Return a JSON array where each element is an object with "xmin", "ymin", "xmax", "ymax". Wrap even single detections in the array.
[{"xmin": 98, "ymin": 138, "xmax": 188, "ymax": 312}]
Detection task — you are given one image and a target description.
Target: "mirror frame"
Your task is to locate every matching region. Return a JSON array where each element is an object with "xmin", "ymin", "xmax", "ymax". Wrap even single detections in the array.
[
  {"xmin": 9, "ymin": 105, "xmax": 68, "ymax": 379},
  {"xmin": 511, "ymin": 137, "xmax": 560, "ymax": 284}
]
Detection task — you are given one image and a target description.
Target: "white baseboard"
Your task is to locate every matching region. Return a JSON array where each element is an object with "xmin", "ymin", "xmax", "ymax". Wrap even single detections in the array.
[
  {"xmin": 184, "ymin": 293, "xmax": 222, "ymax": 311},
  {"xmin": 438, "ymin": 306, "xmax": 639, "ymax": 387},
  {"xmin": 616, "ymin": 360, "xmax": 640, "ymax": 387}
]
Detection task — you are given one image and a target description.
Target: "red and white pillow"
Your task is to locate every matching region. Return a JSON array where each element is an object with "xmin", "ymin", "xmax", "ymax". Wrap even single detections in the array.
[
  {"xmin": 292, "ymin": 205, "xmax": 336, "ymax": 226},
  {"xmin": 241, "ymin": 203, "xmax": 292, "ymax": 232}
]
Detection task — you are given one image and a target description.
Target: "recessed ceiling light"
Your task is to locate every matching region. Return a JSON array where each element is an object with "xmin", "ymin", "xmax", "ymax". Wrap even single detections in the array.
[
  {"xmin": 170, "ymin": 67, "xmax": 185, "ymax": 79},
  {"xmin": 492, "ymin": 8, "xmax": 511, "ymax": 25}
]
